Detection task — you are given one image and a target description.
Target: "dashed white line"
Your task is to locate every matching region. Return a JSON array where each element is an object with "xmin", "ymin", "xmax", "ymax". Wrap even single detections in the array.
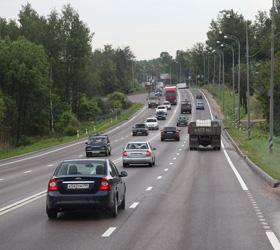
[
  {"xmin": 23, "ymin": 170, "xmax": 32, "ymax": 174},
  {"xmin": 0, "ymin": 179, "xmax": 4, "ymax": 181},
  {"xmin": 266, "ymin": 231, "xmax": 280, "ymax": 250},
  {"xmin": 102, "ymin": 227, "xmax": 117, "ymax": 237},
  {"xmin": 176, "ymin": 153, "xmax": 180, "ymax": 156},
  {"xmin": 181, "ymin": 145, "xmax": 185, "ymax": 147},
  {"xmin": 146, "ymin": 186, "xmax": 153, "ymax": 191},
  {"xmin": 173, "ymin": 157, "xmax": 177, "ymax": 160},
  {"xmin": 169, "ymin": 162, "xmax": 174, "ymax": 165},
  {"xmin": 47, "ymin": 164, "xmax": 54, "ymax": 167},
  {"xmin": 129, "ymin": 202, "xmax": 140, "ymax": 209},
  {"xmin": 178, "ymin": 148, "xmax": 182, "ymax": 151},
  {"xmin": 164, "ymin": 168, "xmax": 169, "ymax": 172},
  {"xmin": 157, "ymin": 176, "xmax": 162, "ymax": 180}
]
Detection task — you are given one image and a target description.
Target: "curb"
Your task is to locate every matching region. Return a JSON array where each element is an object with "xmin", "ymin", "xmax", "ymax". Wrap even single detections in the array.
[{"xmin": 223, "ymin": 129, "xmax": 280, "ymax": 188}]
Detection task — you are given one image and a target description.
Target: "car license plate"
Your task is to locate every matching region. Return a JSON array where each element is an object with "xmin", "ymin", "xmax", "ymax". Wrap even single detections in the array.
[
  {"xmin": 67, "ymin": 184, "xmax": 89, "ymax": 189},
  {"xmin": 167, "ymin": 132, "xmax": 173, "ymax": 134}
]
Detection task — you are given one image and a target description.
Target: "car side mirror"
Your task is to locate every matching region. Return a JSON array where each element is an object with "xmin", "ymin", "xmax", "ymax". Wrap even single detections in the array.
[{"xmin": 120, "ymin": 171, "xmax": 128, "ymax": 177}]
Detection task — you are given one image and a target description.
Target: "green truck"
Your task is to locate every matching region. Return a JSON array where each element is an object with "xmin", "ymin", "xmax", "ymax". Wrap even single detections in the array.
[
  {"xmin": 181, "ymin": 100, "xmax": 192, "ymax": 114},
  {"xmin": 188, "ymin": 119, "xmax": 221, "ymax": 150}
]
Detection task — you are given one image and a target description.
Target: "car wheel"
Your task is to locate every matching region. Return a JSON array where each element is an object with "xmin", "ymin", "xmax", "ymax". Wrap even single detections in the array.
[
  {"xmin": 46, "ymin": 207, "xmax": 57, "ymax": 220},
  {"xmin": 109, "ymin": 150, "xmax": 111, "ymax": 156},
  {"xmin": 123, "ymin": 163, "xmax": 128, "ymax": 168},
  {"xmin": 110, "ymin": 195, "xmax": 118, "ymax": 218},
  {"xmin": 86, "ymin": 153, "xmax": 90, "ymax": 157},
  {"xmin": 148, "ymin": 162, "xmax": 153, "ymax": 167},
  {"xmin": 177, "ymin": 138, "xmax": 180, "ymax": 141},
  {"xmin": 119, "ymin": 194, "xmax": 126, "ymax": 210},
  {"xmin": 161, "ymin": 138, "xmax": 164, "ymax": 141}
]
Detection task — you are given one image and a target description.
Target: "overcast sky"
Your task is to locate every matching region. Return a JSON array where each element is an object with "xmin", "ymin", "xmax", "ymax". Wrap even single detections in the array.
[{"xmin": 0, "ymin": 0, "xmax": 272, "ymax": 60}]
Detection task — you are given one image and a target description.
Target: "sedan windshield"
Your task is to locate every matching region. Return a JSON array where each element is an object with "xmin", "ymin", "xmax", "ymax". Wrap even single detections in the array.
[{"xmin": 56, "ymin": 161, "xmax": 106, "ymax": 176}]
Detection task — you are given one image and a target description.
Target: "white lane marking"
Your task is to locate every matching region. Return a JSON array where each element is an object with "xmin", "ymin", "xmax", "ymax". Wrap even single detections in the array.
[
  {"xmin": 0, "ymin": 190, "xmax": 46, "ymax": 216},
  {"xmin": 23, "ymin": 170, "xmax": 32, "ymax": 174},
  {"xmin": 176, "ymin": 153, "xmax": 180, "ymax": 156},
  {"xmin": 169, "ymin": 162, "xmax": 174, "ymax": 165},
  {"xmin": 199, "ymin": 90, "xmax": 214, "ymax": 120},
  {"xmin": 129, "ymin": 202, "xmax": 139, "ymax": 209},
  {"xmin": 146, "ymin": 186, "xmax": 153, "ymax": 191},
  {"xmin": 0, "ymin": 105, "xmax": 147, "ymax": 168},
  {"xmin": 79, "ymin": 154, "xmax": 84, "ymax": 158},
  {"xmin": 181, "ymin": 145, "xmax": 185, "ymax": 147},
  {"xmin": 173, "ymin": 157, "xmax": 177, "ymax": 160},
  {"xmin": 164, "ymin": 168, "xmax": 169, "ymax": 172},
  {"xmin": 157, "ymin": 176, "xmax": 162, "ymax": 180},
  {"xmin": 102, "ymin": 227, "xmax": 117, "ymax": 237},
  {"xmin": 222, "ymin": 141, "xmax": 248, "ymax": 191},
  {"xmin": 178, "ymin": 148, "xmax": 182, "ymax": 151},
  {"xmin": 0, "ymin": 178, "xmax": 4, "ymax": 181},
  {"xmin": 121, "ymin": 137, "xmax": 125, "ymax": 140},
  {"xmin": 47, "ymin": 164, "xmax": 54, "ymax": 167},
  {"xmin": 266, "ymin": 231, "xmax": 280, "ymax": 250}
]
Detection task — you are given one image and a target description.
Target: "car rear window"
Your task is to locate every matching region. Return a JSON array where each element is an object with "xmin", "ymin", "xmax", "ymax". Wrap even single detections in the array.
[
  {"xmin": 147, "ymin": 119, "xmax": 156, "ymax": 122},
  {"xmin": 88, "ymin": 137, "xmax": 106, "ymax": 144},
  {"xmin": 126, "ymin": 143, "xmax": 148, "ymax": 149},
  {"xmin": 135, "ymin": 124, "xmax": 146, "ymax": 128},
  {"xmin": 158, "ymin": 106, "xmax": 165, "ymax": 109},
  {"xmin": 163, "ymin": 127, "xmax": 176, "ymax": 131},
  {"xmin": 163, "ymin": 102, "xmax": 169, "ymax": 105},
  {"xmin": 56, "ymin": 161, "xmax": 106, "ymax": 176}
]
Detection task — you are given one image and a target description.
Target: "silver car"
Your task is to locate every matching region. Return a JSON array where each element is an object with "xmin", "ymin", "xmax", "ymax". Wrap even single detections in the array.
[{"xmin": 122, "ymin": 142, "xmax": 156, "ymax": 167}]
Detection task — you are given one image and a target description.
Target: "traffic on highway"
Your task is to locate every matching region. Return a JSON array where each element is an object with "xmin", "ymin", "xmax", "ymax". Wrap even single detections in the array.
[{"xmin": 0, "ymin": 87, "xmax": 279, "ymax": 250}]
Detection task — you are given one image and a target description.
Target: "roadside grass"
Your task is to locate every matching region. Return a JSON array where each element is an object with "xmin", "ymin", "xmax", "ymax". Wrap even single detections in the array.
[
  {"xmin": 203, "ymin": 84, "xmax": 280, "ymax": 179},
  {"xmin": 0, "ymin": 103, "xmax": 143, "ymax": 160}
]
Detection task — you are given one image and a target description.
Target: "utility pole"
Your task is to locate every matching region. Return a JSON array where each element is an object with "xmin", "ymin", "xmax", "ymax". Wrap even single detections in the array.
[
  {"xmin": 269, "ymin": 0, "xmax": 275, "ymax": 152},
  {"xmin": 246, "ymin": 21, "xmax": 251, "ymax": 139},
  {"xmin": 213, "ymin": 54, "xmax": 216, "ymax": 84}
]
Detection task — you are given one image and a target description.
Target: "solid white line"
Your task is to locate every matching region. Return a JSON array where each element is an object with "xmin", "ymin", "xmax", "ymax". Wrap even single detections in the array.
[
  {"xmin": 0, "ymin": 178, "xmax": 4, "ymax": 181},
  {"xmin": 146, "ymin": 186, "xmax": 153, "ymax": 191},
  {"xmin": 199, "ymin": 90, "xmax": 214, "ymax": 120},
  {"xmin": 266, "ymin": 231, "xmax": 280, "ymax": 250},
  {"xmin": 164, "ymin": 168, "xmax": 169, "ymax": 172},
  {"xmin": 102, "ymin": 227, "xmax": 117, "ymax": 237},
  {"xmin": 222, "ymin": 141, "xmax": 248, "ymax": 191},
  {"xmin": 23, "ymin": 170, "xmax": 32, "ymax": 174},
  {"xmin": 157, "ymin": 176, "xmax": 162, "ymax": 180},
  {"xmin": 0, "ymin": 190, "xmax": 46, "ymax": 216},
  {"xmin": 129, "ymin": 202, "xmax": 139, "ymax": 209}
]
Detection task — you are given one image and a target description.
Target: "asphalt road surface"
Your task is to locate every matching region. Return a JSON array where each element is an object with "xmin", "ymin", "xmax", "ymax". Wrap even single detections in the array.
[{"xmin": 0, "ymin": 89, "xmax": 280, "ymax": 250}]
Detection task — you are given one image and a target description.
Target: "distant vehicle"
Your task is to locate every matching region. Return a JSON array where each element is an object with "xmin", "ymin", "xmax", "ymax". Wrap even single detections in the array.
[
  {"xmin": 156, "ymin": 82, "xmax": 164, "ymax": 89},
  {"xmin": 163, "ymin": 101, "xmax": 171, "ymax": 110},
  {"xmin": 156, "ymin": 105, "xmax": 168, "ymax": 115},
  {"xmin": 145, "ymin": 117, "xmax": 159, "ymax": 130},
  {"xmin": 188, "ymin": 119, "xmax": 221, "ymax": 150},
  {"xmin": 164, "ymin": 86, "xmax": 177, "ymax": 105},
  {"xmin": 161, "ymin": 126, "xmax": 180, "ymax": 141},
  {"xmin": 176, "ymin": 82, "xmax": 187, "ymax": 89},
  {"xmin": 196, "ymin": 93, "xmax": 203, "ymax": 99},
  {"xmin": 85, "ymin": 135, "xmax": 111, "ymax": 157},
  {"xmin": 177, "ymin": 115, "xmax": 188, "ymax": 127},
  {"xmin": 181, "ymin": 100, "xmax": 192, "ymax": 114},
  {"xmin": 196, "ymin": 101, "xmax": 205, "ymax": 110},
  {"xmin": 155, "ymin": 89, "xmax": 162, "ymax": 97},
  {"xmin": 132, "ymin": 123, "xmax": 149, "ymax": 136},
  {"xmin": 46, "ymin": 159, "xmax": 127, "ymax": 219},
  {"xmin": 147, "ymin": 93, "xmax": 160, "ymax": 108},
  {"xmin": 122, "ymin": 142, "xmax": 156, "ymax": 168},
  {"xmin": 156, "ymin": 111, "xmax": 167, "ymax": 120}
]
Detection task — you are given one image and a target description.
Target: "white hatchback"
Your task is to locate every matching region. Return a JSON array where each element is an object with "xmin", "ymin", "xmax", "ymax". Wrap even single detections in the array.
[
  {"xmin": 163, "ymin": 101, "xmax": 171, "ymax": 110},
  {"xmin": 156, "ymin": 105, "xmax": 168, "ymax": 115},
  {"xmin": 145, "ymin": 117, "xmax": 159, "ymax": 130}
]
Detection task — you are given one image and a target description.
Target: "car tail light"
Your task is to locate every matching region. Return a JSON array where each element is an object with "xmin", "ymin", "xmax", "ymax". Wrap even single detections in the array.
[
  {"xmin": 99, "ymin": 177, "xmax": 112, "ymax": 191},
  {"xmin": 146, "ymin": 150, "xmax": 151, "ymax": 157},
  {"xmin": 123, "ymin": 151, "xmax": 128, "ymax": 157},
  {"xmin": 160, "ymin": 130, "xmax": 164, "ymax": 135},
  {"xmin": 48, "ymin": 178, "xmax": 58, "ymax": 191},
  {"xmin": 176, "ymin": 131, "xmax": 180, "ymax": 135}
]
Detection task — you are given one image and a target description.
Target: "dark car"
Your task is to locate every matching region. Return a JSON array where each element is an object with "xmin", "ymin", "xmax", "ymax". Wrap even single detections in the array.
[
  {"xmin": 85, "ymin": 135, "xmax": 111, "ymax": 157},
  {"xmin": 196, "ymin": 93, "xmax": 203, "ymax": 99},
  {"xmin": 177, "ymin": 115, "xmax": 188, "ymax": 127},
  {"xmin": 161, "ymin": 127, "xmax": 180, "ymax": 141},
  {"xmin": 46, "ymin": 159, "xmax": 127, "ymax": 219},
  {"xmin": 156, "ymin": 111, "xmax": 167, "ymax": 120},
  {"xmin": 132, "ymin": 123, "xmax": 149, "ymax": 136},
  {"xmin": 196, "ymin": 101, "xmax": 205, "ymax": 110}
]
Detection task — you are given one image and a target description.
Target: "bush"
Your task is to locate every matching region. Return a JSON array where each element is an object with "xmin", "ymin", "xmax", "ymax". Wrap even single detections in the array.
[{"xmin": 56, "ymin": 111, "xmax": 80, "ymax": 136}]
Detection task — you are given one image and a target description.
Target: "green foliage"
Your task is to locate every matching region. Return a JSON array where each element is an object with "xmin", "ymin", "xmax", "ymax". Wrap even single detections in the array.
[
  {"xmin": 107, "ymin": 91, "xmax": 126, "ymax": 110},
  {"xmin": 78, "ymin": 94, "xmax": 101, "ymax": 121},
  {"xmin": 56, "ymin": 111, "xmax": 80, "ymax": 136}
]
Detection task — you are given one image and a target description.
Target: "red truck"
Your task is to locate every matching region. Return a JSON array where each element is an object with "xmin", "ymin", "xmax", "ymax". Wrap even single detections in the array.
[{"xmin": 164, "ymin": 86, "xmax": 177, "ymax": 105}]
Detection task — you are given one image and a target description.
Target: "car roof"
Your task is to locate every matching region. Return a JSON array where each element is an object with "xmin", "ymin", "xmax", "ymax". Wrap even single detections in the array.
[
  {"xmin": 62, "ymin": 159, "xmax": 108, "ymax": 163},
  {"xmin": 126, "ymin": 141, "xmax": 149, "ymax": 145},
  {"xmin": 146, "ymin": 117, "xmax": 157, "ymax": 120}
]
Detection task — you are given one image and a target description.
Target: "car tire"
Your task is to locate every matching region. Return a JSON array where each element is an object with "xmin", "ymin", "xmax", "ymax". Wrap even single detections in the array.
[
  {"xmin": 86, "ymin": 153, "xmax": 91, "ymax": 157},
  {"xmin": 161, "ymin": 138, "xmax": 164, "ymax": 141},
  {"xmin": 123, "ymin": 163, "xmax": 128, "ymax": 168},
  {"xmin": 46, "ymin": 207, "xmax": 57, "ymax": 220},
  {"xmin": 177, "ymin": 138, "xmax": 180, "ymax": 141},
  {"xmin": 109, "ymin": 150, "xmax": 111, "ymax": 156},
  {"xmin": 148, "ymin": 162, "xmax": 153, "ymax": 167},
  {"xmin": 119, "ymin": 194, "xmax": 126, "ymax": 210},
  {"xmin": 110, "ymin": 195, "xmax": 118, "ymax": 218}
]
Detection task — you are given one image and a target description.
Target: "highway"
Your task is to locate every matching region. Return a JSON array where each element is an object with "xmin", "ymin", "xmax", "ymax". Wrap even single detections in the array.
[{"xmin": 0, "ymin": 89, "xmax": 280, "ymax": 250}]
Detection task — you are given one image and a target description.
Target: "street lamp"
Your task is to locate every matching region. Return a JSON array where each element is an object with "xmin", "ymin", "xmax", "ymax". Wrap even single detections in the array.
[
  {"xmin": 222, "ymin": 32, "xmax": 241, "ymax": 127},
  {"xmin": 216, "ymin": 41, "xmax": 225, "ymax": 112},
  {"xmin": 269, "ymin": 0, "xmax": 276, "ymax": 152}
]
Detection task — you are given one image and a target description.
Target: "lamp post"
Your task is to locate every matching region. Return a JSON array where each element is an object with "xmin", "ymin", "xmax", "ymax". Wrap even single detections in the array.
[
  {"xmin": 216, "ymin": 43, "xmax": 225, "ymax": 112},
  {"xmin": 269, "ymin": 0, "xmax": 275, "ymax": 152},
  {"xmin": 245, "ymin": 21, "xmax": 251, "ymax": 139},
  {"xmin": 222, "ymin": 33, "xmax": 241, "ymax": 127}
]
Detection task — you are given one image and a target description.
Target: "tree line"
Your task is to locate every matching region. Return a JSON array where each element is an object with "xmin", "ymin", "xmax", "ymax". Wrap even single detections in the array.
[
  {"xmin": 0, "ymin": 4, "xmax": 135, "ymax": 146},
  {"xmin": 135, "ymin": 4, "xmax": 280, "ymax": 135}
]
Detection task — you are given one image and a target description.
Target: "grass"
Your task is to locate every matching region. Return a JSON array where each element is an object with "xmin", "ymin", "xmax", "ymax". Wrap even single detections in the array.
[
  {"xmin": 203, "ymin": 84, "xmax": 280, "ymax": 180},
  {"xmin": 0, "ymin": 103, "xmax": 143, "ymax": 160}
]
